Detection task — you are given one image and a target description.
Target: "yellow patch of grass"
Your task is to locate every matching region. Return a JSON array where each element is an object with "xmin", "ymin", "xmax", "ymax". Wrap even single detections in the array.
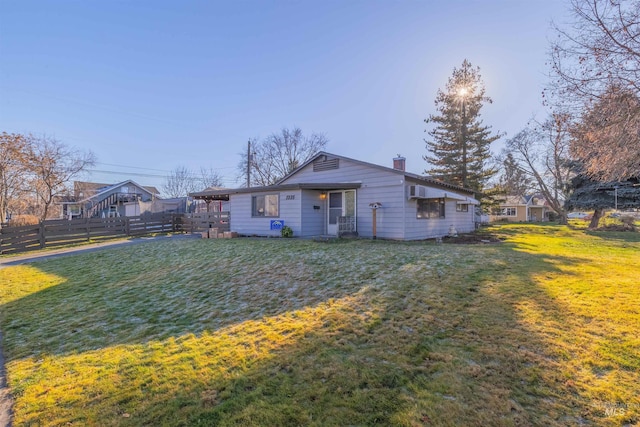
[
  {"xmin": 9, "ymin": 294, "xmax": 370, "ymax": 426},
  {"xmin": 0, "ymin": 266, "xmax": 66, "ymax": 304}
]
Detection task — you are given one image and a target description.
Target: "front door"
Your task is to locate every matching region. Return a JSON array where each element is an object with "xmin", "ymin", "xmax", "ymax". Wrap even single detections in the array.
[{"xmin": 327, "ymin": 190, "xmax": 356, "ymax": 235}]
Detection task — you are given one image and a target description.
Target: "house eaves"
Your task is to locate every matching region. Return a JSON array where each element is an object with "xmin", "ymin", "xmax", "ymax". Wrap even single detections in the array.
[{"xmin": 190, "ymin": 182, "xmax": 362, "ymax": 198}]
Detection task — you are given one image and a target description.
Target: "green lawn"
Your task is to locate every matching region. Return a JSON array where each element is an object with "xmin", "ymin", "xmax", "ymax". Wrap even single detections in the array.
[{"xmin": 0, "ymin": 224, "xmax": 639, "ymax": 426}]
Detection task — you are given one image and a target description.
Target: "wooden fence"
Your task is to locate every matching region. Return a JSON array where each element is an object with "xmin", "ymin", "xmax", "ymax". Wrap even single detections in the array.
[
  {"xmin": 0, "ymin": 212, "xmax": 230, "ymax": 255},
  {"xmin": 177, "ymin": 212, "xmax": 230, "ymax": 234}
]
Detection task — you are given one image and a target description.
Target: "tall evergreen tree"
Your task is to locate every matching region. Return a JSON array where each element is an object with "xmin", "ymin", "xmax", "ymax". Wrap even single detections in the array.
[{"xmin": 424, "ymin": 59, "xmax": 501, "ymax": 194}]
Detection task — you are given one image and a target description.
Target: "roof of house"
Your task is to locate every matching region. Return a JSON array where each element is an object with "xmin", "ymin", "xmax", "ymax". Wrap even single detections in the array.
[
  {"xmin": 65, "ymin": 180, "xmax": 161, "ymax": 204},
  {"xmin": 500, "ymin": 195, "xmax": 528, "ymax": 206},
  {"xmin": 499, "ymin": 195, "xmax": 549, "ymax": 207},
  {"xmin": 277, "ymin": 151, "xmax": 475, "ymax": 193},
  {"xmin": 74, "ymin": 180, "xmax": 160, "ymax": 198},
  {"xmin": 191, "ymin": 152, "xmax": 475, "ymax": 198}
]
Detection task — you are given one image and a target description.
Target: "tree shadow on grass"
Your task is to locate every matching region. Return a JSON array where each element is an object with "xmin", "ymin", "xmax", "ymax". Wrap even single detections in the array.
[
  {"xmin": 1, "ymin": 232, "xmax": 639, "ymax": 425},
  {"xmin": 584, "ymin": 229, "xmax": 640, "ymax": 243}
]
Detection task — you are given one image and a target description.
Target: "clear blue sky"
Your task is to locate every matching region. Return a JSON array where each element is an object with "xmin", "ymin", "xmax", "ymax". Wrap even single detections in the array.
[{"xmin": 0, "ymin": 0, "xmax": 569, "ymax": 192}]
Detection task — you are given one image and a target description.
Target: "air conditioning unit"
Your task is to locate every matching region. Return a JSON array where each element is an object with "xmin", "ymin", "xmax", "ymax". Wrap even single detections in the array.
[{"xmin": 409, "ymin": 185, "xmax": 427, "ymax": 199}]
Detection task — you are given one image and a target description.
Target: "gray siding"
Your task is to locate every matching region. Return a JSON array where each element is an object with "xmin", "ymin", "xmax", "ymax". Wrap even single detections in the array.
[
  {"xmin": 282, "ymin": 157, "xmax": 407, "ymax": 239},
  {"xmin": 404, "ymin": 193, "xmax": 476, "ymax": 240},
  {"xmin": 355, "ymin": 184, "xmax": 405, "ymax": 239},
  {"xmin": 282, "ymin": 157, "xmax": 403, "ymax": 187},
  {"xmin": 229, "ymin": 190, "xmax": 302, "ymax": 237}
]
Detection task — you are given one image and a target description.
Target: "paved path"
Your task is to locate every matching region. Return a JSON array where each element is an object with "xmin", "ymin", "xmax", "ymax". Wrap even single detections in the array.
[{"xmin": 0, "ymin": 233, "xmax": 200, "ymax": 426}]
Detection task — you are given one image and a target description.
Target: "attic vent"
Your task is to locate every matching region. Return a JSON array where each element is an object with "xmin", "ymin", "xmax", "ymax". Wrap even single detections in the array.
[{"xmin": 313, "ymin": 157, "xmax": 339, "ymax": 172}]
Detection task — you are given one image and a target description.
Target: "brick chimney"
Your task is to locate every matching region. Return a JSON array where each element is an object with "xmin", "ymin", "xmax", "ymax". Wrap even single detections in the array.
[{"xmin": 393, "ymin": 155, "xmax": 406, "ymax": 172}]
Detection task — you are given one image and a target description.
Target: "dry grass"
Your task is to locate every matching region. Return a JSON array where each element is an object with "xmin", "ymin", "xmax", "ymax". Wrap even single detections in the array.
[{"xmin": 0, "ymin": 224, "xmax": 639, "ymax": 426}]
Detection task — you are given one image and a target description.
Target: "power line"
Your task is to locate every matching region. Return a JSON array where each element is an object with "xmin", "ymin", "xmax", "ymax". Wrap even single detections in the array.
[
  {"xmin": 85, "ymin": 168, "xmax": 239, "ymax": 186},
  {"xmin": 88, "ymin": 168, "xmax": 237, "ymax": 181},
  {"xmin": 87, "ymin": 169, "xmax": 168, "ymax": 179},
  {"xmin": 95, "ymin": 161, "xmax": 238, "ymax": 172}
]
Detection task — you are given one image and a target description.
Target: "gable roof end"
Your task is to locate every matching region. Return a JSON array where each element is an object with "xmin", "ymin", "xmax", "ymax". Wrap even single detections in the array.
[{"xmin": 277, "ymin": 151, "xmax": 475, "ymax": 195}]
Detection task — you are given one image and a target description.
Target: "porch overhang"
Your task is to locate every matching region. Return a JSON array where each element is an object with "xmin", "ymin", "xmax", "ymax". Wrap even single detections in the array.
[
  {"xmin": 456, "ymin": 196, "xmax": 480, "ymax": 205},
  {"xmin": 189, "ymin": 182, "xmax": 361, "ymax": 199},
  {"xmin": 412, "ymin": 189, "xmax": 472, "ymax": 201},
  {"xmin": 190, "ymin": 192, "xmax": 230, "ymax": 202}
]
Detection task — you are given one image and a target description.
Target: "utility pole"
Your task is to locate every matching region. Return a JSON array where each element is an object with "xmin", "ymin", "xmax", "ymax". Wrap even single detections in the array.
[{"xmin": 246, "ymin": 140, "xmax": 251, "ymax": 188}]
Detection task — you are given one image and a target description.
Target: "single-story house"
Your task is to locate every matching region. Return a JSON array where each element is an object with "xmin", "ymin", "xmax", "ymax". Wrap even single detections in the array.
[
  {"xmin": 489, "ymin": 195, "xmax": 550, "ymax": 223},
  {"xmin": 191, "ymin": 152, "xmax": 479, "ymax": 240}
]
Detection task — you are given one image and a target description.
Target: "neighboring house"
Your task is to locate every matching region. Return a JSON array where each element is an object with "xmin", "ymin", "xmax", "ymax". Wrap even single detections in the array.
[
  {"xmin": 489, "ymin": 195, "xmax": 550, "ymax": 223},
  {"xmin": 59, "ymin": 180, "xmax": 162, "ymax": 219},
  {"xmin": 191, "ymin": 152, "xmax": 479, "ymax": 240}
]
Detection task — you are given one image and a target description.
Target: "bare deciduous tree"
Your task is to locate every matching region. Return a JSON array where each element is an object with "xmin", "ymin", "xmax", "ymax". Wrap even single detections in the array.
[
  {"xmin": 0, "ymin": 132, "xmax": 31, "ymax": 225},
  {"xmin": 571, "ymin": 85, "xmax": 640, "ymax": 181},
  {"xmin": 550, "ymin": 0, "xmax": 640, "ymax": 181},
  {"xmin": 198, "ymin": 167, "xmax": 223, "ymax": 190},
  {"xmin": 238, "ymin": 127, "xmax": 328, "ymax": 187},
  {"xmin": 551, "ymin": 0, "xmax": 640, "ymax": 101},
  {"xmin": 505, "ymin": 114, "xmax": 575, "ymax": 223},
  {"xmin": 27, "ymin": 135, "xmax": 96, "ymax": 221},
  {"xmin": 163, "ymin": 166, "xmax": 199, "ymax": 198},
  {"xmin": 162, "ymin": 166, "xmax": 223, "ymax": 198}
]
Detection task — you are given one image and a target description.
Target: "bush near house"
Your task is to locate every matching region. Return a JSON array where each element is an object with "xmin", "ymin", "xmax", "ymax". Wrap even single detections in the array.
[
  {"xmin": 280, "ymin": 225, "xmax": 293, "ymax": 238},
  {"xmin": 0, "ymin": 224, "xmax": 638, "ymax": 426}
]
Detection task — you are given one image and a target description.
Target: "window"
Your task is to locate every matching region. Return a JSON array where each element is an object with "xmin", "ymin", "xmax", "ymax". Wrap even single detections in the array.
[
  {"xmin": 491, "ymin": 207, "xmax": 517, "ymax": 216},
  {"xmin": 252, "ymin": 194, "xmax": 279, "ymax": 217},
  {"xmin": 417, "ymin": 198, "xmax": 445, "ymax": 219},
  {"xmin": 456, "ymin": 204, "xmax": 469, "ymax": 212}
]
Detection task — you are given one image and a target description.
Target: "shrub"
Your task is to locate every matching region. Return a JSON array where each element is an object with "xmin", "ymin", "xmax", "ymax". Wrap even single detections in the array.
[{"xmin": 281, "ymin": 225, "xmax": 293, "ymax": 238}]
